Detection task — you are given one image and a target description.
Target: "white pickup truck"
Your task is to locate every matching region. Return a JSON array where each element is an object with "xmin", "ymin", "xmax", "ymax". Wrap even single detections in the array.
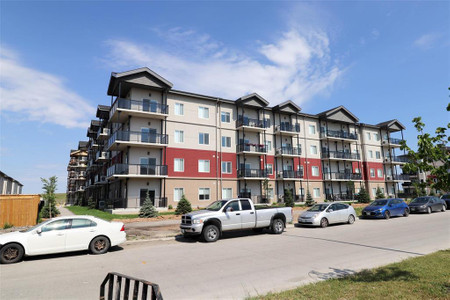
[{"xmin": 180, "ymin": 198, "xmax": 293, "ymax": 242}]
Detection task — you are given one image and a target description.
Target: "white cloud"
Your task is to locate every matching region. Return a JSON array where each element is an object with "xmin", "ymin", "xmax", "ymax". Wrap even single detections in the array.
[
  {"xmin": 413, "ymin": 33, "xmax": 441, "ymax": 50},
  {"xmin": 0, "ymin": 46, "xmax": 95, "ymax": 128},
  {"xmin": 102, "ymin": 27, "xmax": 343, "ymax": 105}
]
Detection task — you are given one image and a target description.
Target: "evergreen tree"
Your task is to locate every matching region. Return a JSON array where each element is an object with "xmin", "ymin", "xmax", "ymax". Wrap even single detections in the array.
[
  {"xmin": 139, "ymin": 191, "xmax": 159, "ymax": 218},
  {"xmin": 88, "ymin": 196, "xmax": 96, "ymax": 209},
  {"xmin": 284, "ymin": 189, "xmax": 294, "ymax": 208},
  {"xmin": 175, "ymin": 194, "xmax": 192, "ymax": 215},
  {"xmin": 305, "ymin": 190, "xmax": 315, "ymax": 206},
  {"xmin": 375, "ymin": 187, "xmax": 386, "ymax": 199},
  {"xmin": 356, "ymin": 186, "xmax": 371, "ymax": 203},
  {"xmin": 40, "ymin": 176, "xmax": 60, "ymax": 218}
]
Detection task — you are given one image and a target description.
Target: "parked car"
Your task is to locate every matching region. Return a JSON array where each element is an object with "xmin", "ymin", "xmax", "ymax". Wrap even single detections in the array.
[
  {"xmin": 0, "ymin": 216, "xmax": 126, "ymax": 264},
  {"xmin": 361, "ymin": 198, "xmax": 409, "ymax": 219},
  {"xmin": 408, "ymin": 196, "xmax": 447, "ymax": 214},
  {"xmin": 440, "ymin": 194, "xmax": 450, "ymax": 209},
  {"xmin": 180, "ymin": 198, "xmax": 293, "ymax": 242},
  {"xmin": 298, "ymin": 202, "xmax": 356, "ymax": 228}
]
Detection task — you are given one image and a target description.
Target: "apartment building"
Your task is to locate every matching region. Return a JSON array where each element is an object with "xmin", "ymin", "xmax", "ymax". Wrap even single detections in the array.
[
  {"xmin": 66, "ymin": 141, "xmax": 88, "ymax": 204},
  {"xmin": 67, "ymin": 67, "xmax": 410, "ymax": 211},
  {"xmin": 0, "ymin": 171, "xmax": 23, "ymax": 194}
]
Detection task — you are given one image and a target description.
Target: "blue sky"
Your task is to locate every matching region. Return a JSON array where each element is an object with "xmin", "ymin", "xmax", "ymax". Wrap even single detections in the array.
[{"xmin": 1, "ymin": 1, "xmax": 448, "ymax": 193}]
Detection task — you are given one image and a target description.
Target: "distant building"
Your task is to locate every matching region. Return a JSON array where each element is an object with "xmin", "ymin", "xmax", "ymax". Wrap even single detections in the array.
[
  {"xmin": 0, "ymin": 171, "xmax": 23, "ymax": 194},
  {"xmin": 66, "ymin": 141, "xmax": 89, "ymax": 204}
]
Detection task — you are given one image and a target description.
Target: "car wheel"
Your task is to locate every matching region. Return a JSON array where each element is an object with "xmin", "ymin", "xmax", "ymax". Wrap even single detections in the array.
[
  {"xmin": 271, "ymin": 219, "xmax": 284, "ymax": 234},
  {"xmin": 202, "ymin": 225, "xmax": 220, "ymax": 242},
  {"xmin": 403, "ymin": 208, "xmax": 410, "ymax": 217},
  {"xmin": 0, "ymin": 243, "xmax": 24, "ymax": 264},
  {"xmin": 320, "ymin": 218, "xmax": 328, "ymax": 228},
  {"xmin": 348, "ymin": 215, "xmax": 355, "ymax": 224},
  {"xmin": 441, "ymin": 205, "xmax": 446, "ymax": 212},
  {"xmin": 384, "ymin": 210, "xmax": 390, "ymax": 220},
  {"xmin": 427, "ymin": 207, "xmax": 432, "ymax": 214},
  {"xmin": 89, "ymin": 236, "xmax": 110, "ymax": 254}
]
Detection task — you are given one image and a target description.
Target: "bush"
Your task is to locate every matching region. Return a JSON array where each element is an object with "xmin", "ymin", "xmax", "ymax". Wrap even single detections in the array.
[
  {"xmin": 175, "ymin": 195, "xmax": 192, "ymax": 215},
  {"xmin": 356, "ymin": 187, "xmax": 371, "ymax": 203},
  {"xmin": 88, "ymin": 197, "xmax": 96, "ymax": 209},
  {"xmin": 305, "ymin": 191, "xmax": 315, "ymax": 206},
  {"xmin": 375, "ymin": 187, "xmax": 386, "ymax": 199},
  {"xmin": 284, "ymin": 189, "xmax": 294, "ymax": 208},
  {"xmin": 40, "ymin": 204, "xmax": 60, "ymax": 219},
  {"xmin": 3, "ymin": 223, "xmax": 13, "ymax": 229},
  {"xmin": 139, "ymin": 192, "xmax": 159, "ymax": 218},
  {"xmin": 168, "ymin": 204, "xmax": 173, "ymax": 210}
]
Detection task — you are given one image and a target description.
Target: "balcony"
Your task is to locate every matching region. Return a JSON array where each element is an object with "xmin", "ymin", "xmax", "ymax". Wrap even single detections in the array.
[
  {"xmin": 107, "ymin": 164, "xmax": 168, "ymax": 179},
  {"xmin": 321, "ymin": 150, "xmax": 360, "ymax": 161},
  {"xmin": 96, "ymin": 151, "xmax": 110, "ymax": 162},
  {"xmin": 382, "ymin": 137, "xmax": 404, "ymax": 148},
  {"xmin": 275, "ymin": 123, "xmax": 300, "ymax": 135},
  {"xmin": 110, "ymin": 98, "xmax": 168, "ymax": 122},
  {"xmin": 323, "ymin": 172, "xmax": 362, "ymax": 181},
  {"xmin": 236, "ymin": 116, "xmax": 270, "ymax": 132},
  {"xmin": 320, "ymin": 128, "xmax": 358, "ymax": 141},
  {"xmin": 384, "ymin": 156, "xmax": 409, "ymax": 164},
  {"xmin": 237, "ymin": 169, "xmax": 267, "ymax": 180},
  {"xmin": 97, "ymin": 128, "xmax": 110, "ymax": 140},
  {"xmin": 107, "ymin": 130, "xmax": 168, "ymax": 151},
  {"xmin": 236, "ymin": 143, "xmax": 267, "ymax": 155},
  {"xmin": 325, "ymin": 193, "xmax": 355, "ymax": 201},
  {"xmin": 276, "ymin": 170, "xmax": 304, "ymax": 180},
  {"xmin": 275, "ymin": 147, "xmax": 302, "ymax": 157},
  {"xmin": 386, "ymin": 174, "xmax": 411, "ymax": 181}
]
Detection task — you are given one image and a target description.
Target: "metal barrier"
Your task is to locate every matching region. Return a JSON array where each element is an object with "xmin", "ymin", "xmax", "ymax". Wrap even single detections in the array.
[{"xmin": 100, "ymin": 272, "xmax": 162, "ymax": 300}]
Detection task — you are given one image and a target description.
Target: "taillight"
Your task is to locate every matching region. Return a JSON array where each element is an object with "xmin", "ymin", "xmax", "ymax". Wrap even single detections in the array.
[{"xmin": 120, "ymin": 225, "xmax": 125, "ymax": 231}]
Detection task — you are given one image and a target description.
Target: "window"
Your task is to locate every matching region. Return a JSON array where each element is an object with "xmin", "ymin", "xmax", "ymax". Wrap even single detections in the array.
[
  {"xmin": 221, "ymin": 111, "xmax": 230, "ymax": 123},
  {"xmin": 266, "ymin": 164, "xmax": 273, "ymax": 175},
  {"xmin": 312, "ymin": 166, "xmax": 319, "ymax": 176},
  {"xmin": 174, "ymin": 130, "xmax": 184, "ymax": 143},
  {"xmin": 368, "ymin": 150, "xmax": 373, "ymax": 158},
  {"xmin": 366, "ymin": 132, "xmax": 371, "ymax": 140},
  {"xmin": 199, "ymin": 133, "xmax": 209, "ymax": 145},
  {"xmin": 174, "ymin": 103, "xmax": 184, "ymax": 116},
  {"xmin": 374, "ymin": 133, "xmax": 380, "ymax": 141},
  {"xmin": 355, "ymin": 168, "xmax": 361, "ymax": 174},
  {"xmin": 309, "ymin": 125, "xmax": 316, "ymax": 135},
  {"xmin": 174, "ymin": 158, "xmax": 184, "ymax": 172},
  {"xmin": 299, "ymin": 188, "xmax": 305, "ymax": 196},
  {"xmin": 372, "ymin": 188, "xmax": 377, "ymax": 197},
  {"xmin": 224, "ymin": 200, "xmax": 240, "ymax": 211},
  {"xmin": 240, "ymin": 199, "xmax": 252, "ymax": 210},
  {"xmin": 222, "ymin": 136, "xmax": 231, "ymax": 148},
  {"xmin": 198, "ymin": 106, "xmax": 209, "ymax": 119},
  {"xmin": 376, "ymin": 151, "xmax": 381, "ymax": 159},
  {"xmin": 370, "ymin": 168, "xmax": 375, "ymax": 177},
  {"xmin": 71, "ymin": 219, "xmax": 96, "ymax": 229},
  {"xmin": 313, "ymin": 188, "xmax": 320, "ymax": 198},
  {"xmin": 198, "ymin": 160, "xmax": 210, "ymax": 173},
  {"xmin": 222, "ymin": 161, "xmax": 232, "ymax": 174},
  {"xmin": 310, "ymin": 145, "xmax": 318, "ymax": 155},
  {"xmin": 267, "ymin": 188, "xmax": 274, "ymax": 200},
  {"xmin": 199, "ymin": 188, "xmax": 210, "ymax": 200},
  {"xmin": 377, "ymin": 169, "xmax": 383, "ymax": 177},
  {"xmin": 222, "ymin": 188, "xmax": 232, "ymax": 199},
  {"xmin": 265, "ymin": 140, "xmax": 272, "ymax": 151},
  {"xmin": 42, "ymin": 220, "xmax": 69, "ymax": 232},
  {"xmin": 174, "ymin": 188, "xmax": 184, "ymax": 202}
]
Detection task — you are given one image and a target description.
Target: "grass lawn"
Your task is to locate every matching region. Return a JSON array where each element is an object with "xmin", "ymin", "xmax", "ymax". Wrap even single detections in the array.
[
  {"xmin": 251, "ymin": 250, "xmax": 450, "ymax": 300},
  {"xmin": 66, "ymin": 206, "xmax": 139, "ymax": 221}
]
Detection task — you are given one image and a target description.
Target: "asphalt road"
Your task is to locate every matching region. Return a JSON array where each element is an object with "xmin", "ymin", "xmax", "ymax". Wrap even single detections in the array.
[{"xmin": 1, "ymin": 211, "xmax": 449, "ymax": 300}]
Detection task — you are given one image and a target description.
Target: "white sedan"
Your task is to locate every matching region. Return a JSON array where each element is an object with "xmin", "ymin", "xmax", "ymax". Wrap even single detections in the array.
[
  {"xmin": 298, "ymin": 202, "xmax": 357, "ymax": 228},
  {"xmin": 0, "ymin": 216, "xmax": 126, "ymax": 264}
]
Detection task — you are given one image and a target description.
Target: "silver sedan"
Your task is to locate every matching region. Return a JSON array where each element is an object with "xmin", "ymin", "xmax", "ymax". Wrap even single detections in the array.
[{"xmin": 298, "ymin": 202, "xmax": 357, "ymax": 228}]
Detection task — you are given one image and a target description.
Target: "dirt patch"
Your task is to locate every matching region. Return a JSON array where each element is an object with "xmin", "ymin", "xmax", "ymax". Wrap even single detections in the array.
[
  {"xmin": 113, "ymin": 214, "xmax": 181, "ymax": 223},
  {"xmin": 125, "ymin": 224, "xmax": 180, "ymax": 240}
]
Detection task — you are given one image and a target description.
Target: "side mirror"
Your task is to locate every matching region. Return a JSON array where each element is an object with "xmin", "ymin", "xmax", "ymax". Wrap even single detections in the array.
[
  {"xmin": 226, "ymin": 207, "xmax": 233, "ymax": 213},
  {"xmin": 327, "ymin": 209, "xmax": 333, "ymax": 213},
  {"xmin": 36, "ymin": 228, "xmax": 42, "ymax": 234}
]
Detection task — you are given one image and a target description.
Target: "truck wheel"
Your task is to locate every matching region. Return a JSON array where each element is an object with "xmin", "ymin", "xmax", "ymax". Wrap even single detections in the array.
[
  {"xmin": 202, "ymin": 225, "xmax": 219, "ymax": 242},
  {"xmin": 0, "ymin": 243, "xmax": 24, "ymax": 264},
  {"xmin": 271, "ymin": 219, "xmax": 284, "ymax": 234}
]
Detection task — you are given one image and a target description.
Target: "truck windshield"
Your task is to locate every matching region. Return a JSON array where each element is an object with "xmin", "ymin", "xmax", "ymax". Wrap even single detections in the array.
[
  {"xmin": 206, "ymin": 200, "xmax": 229, "ymax": 211},
  {"xmin": 308, "ymin": 204, "xmax": 328, "ymax": 212}
]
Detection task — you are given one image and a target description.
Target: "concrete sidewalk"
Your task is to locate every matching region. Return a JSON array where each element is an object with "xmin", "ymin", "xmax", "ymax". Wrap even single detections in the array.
[{"xmin": 58, "ymin": 206, "xmax": 75, "ymax": 216}]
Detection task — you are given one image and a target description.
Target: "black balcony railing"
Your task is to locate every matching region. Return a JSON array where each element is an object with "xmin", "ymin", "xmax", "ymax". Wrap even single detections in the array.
[
  {"xmin": 324, "ymin": 172, "xmax": 362, "ymax": 180},
  {"xmin": 390, "ymin": 174, "xmax": 411, "ymax": 181},
  {"xmin": 113, "ymin": 98, "xmax": 168, "ymax": 115},
  {"xmin": 276, "ymin": 147, "xmax": 302, "ymax": 156},
  {"xmin": 321, "ymin": 150, "xmax": 360, "ymax": 160},
  {"xmin": 386, "ymin": 156, "xmax": 410, "ymax": 163},
  {"xmin": 237, "ymin": 116, "xmax": 270, "ymax": 128},
  {"xmin": 325, "ymin": 193, "xmax": 355, "ymax": 201},
  {"xmin": 320, "ymin": 128, "xmax": 358, "ymax": 140},
  {"xmin": 388, "ymin": 137, "xmax": 404, "ymax": 145},
  {"xmin": 237, "ymin": 144, "xmax": 267, "ymax": 153},
  {"xmin": 275, "ymin": 123, "xmax": 300, "ymax": 133},
  {"xmin": 108, "ymin": 131, "xmax": 168, "ymax": 148},
  {"xmin": 237, "ymin": 169, "xmax": 267, "ymax": 178},
  {"xmin": 277, "ymin": 170, "xmax": 304, "ymax": 179},
  {"xmin": 107, "ymin": 164, "xmax": 168, "ymax": 177}
]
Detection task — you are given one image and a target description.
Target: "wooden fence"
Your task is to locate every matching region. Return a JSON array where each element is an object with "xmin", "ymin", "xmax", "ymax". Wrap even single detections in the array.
[{"xmin": 0, "ymin": 195, "xmax": 41, "ymax": 227}]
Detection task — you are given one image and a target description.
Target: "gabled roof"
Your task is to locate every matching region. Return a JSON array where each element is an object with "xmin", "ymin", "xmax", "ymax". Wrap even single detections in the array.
[
  {"xmin": 272, "ymin": 100, "xmax": 301, "ymax": 114},
  {"xmin": 107, "ymin": 67, "xmax": 173, "ymax": 96},
  {"xmin": 376, "ymin": 119, "xmax": 406, "ymax": 131},
  {"xmin": 317, "ymin": 105, "xmax": 359, "ymax": 123},
  {"xmin": 236, "ymin": 93, "xmax": 269, "ymax": 108}
]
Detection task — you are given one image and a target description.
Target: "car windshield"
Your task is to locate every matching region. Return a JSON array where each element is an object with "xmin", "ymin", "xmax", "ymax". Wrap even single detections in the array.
[
  {"xmin": 20, "ymin": 220, "xmax": 52, "ymax": 233},
  {"xmin": 411, "ymin": 197, "xmax": 429, "ymax": 204},
  {"xmin": 441, "ymin": 194, "xmax": 450, "ymax": 200},
  {"xmin": 308, "ymin": 204, "xmax": 329, "ymax": 212},
  {"xmin": 370, "ymin": 200, "xmax": 388, "ymax": 206},
  {"xmin": 206, "ymin": 200, "xmax": 229, "ymax": 211}
]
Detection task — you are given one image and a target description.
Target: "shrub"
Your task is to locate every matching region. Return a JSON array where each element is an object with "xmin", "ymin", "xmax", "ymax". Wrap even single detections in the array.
[
  {"xmin": 284, "ymin": 189, "xmax": 294, "ymax": 208},
  {"xmin": 3, "ymin": 223, "xmax": 13, "ymax": 229},
  {"xmin": 356, "ymin": 187, "xmax": 371, "ymax": 203},
  {"xmin": 305, "ymin": 191, "xmax": 315, "ymax": 206},
  {"xmin": 375, "ymin": 187, "xmax": 386, "ymax": 199},
  {"xmin": 168, "ymin": 204, "xmax": 173, "ymax": 210},
  {"xmin": 40, "ymin": 176, "xmax": 60, "ymax": 218},
  {"xmin": 139, "ymin": 192, "xmax": 159, "ymax": 218},
  {"xmin": 88, "ymin": 197, "xmax": 96, "ymax": 209},
  {"xmin": 175, "ymin": 195, "xmax": 192, "ymax": 215}
]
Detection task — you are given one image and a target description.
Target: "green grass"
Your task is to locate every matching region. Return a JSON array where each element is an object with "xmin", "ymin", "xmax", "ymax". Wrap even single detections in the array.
[
  {"xmin": 66, "ymin": 206, "xmax": 138, "ymax": 221},
  {"xmin": 251, "ymin": 250, "xmax": 450, "ymax": 300},
  {"xmin": 354, "ymin": 206, "xmax": 365, "ymax": 217}
]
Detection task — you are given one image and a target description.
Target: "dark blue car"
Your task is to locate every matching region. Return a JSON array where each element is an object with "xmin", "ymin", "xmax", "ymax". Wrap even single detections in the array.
[{"xmin": 361, "ymin": 198, "xmax": 409, "ymax": 219}]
